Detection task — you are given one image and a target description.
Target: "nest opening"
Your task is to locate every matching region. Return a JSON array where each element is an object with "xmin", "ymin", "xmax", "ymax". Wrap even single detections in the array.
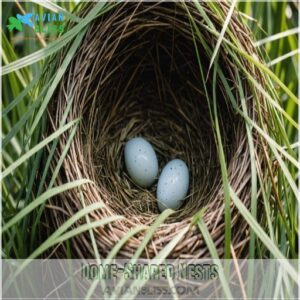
[{"xmin": 82, "ymin": 16, "xmax": 239, "ymax": 222}]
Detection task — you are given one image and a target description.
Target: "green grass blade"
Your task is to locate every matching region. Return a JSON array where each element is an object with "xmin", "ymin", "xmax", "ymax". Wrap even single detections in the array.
[
  {"xmin": 120, "ymin": 226, "xmax": 190, "ymax": 300},
  {"xmin": 1, "ymin": 72, "xmax": 40, "ymax": 117},
  {"xmin": 54, "ymin": 216, "xmax": 124, "ymax": 245},
  {"xmin": 1, "ymin": 32, "xmax": 30, "ymax": 87},
  {"xmin": 217, "ymin": 71, "xmax": 298, "ymax": 168},
  {"xmin": 236, "ymin": 72, "xmax": 258, "ymax": 296},
  {"xmin": 2, "ymin": 119, "xmax": 79, "ymax": 179},
  {"xmin": 208, "ymin": 0, "xmax": 237, "ymax": 71},
  {"xmin": 4, "ymin": 215, "xmax": 121, "ymax": 291},
  {"xmin": 30, "ymin": 0, "xmax": 82, "ymax": 23},
  {"xmin": 107, "ymin": 225, "xmax": 149, "ymax": 260},
  {"xmin": 199, "ymin": 22, "xmax": 299, "ymax": 105},
  {"xmin": 2, "ymin": 34, "xmax": 74, "ymax": 75},
  {"xmin": 2, "ymin": 179, "xmax": 91, "ymax": 232},
  {"xmin": 2, "ymin": 97, "xmax": 42, "ymax": 149},
  {"xmin": 79, "ymin": 189, "xmax": 108, "ymax": 300},
  {"xmin": 37, "ymin": 95, "xmax": 76, "ymax": 195},
  {"xmin": 267, "ymin": 48, "xmax": 299, "ymax": 67},
  {"xmin": 254, "ymin": 27, "xmax": 300, "ymax": 47},
  {"xmin": 110, "ymin": 209, "xmax": 174, "ymax": 299},
  {"xmin": 230, "ymin": 187, "xmax": 298, "ymax": 282},
  {"xmin": 197, "ymin": 214, "xmax": 233, "ymax": 299},
  {"xmin": 29, "ymin": 123, "xmax": 79, "ymax": 248},
  {"xmin": 28, "ymin": 216, "xmax": 122, "ymax": 261},
  {"xmin": 85, "ymin": 224, "xmax": 149, "ymax": 298},
  {"xmin": 29, "ymin": 30, "xmax": 86, "ymax": 136}
]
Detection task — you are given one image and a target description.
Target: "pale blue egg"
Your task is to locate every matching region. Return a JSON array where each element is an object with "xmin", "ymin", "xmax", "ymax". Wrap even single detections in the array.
[
  {"xmin": 124, "ymin": 137, "xmax": 158, "ymax": 188},
  {"xmin": 156, "ymin": 159, "xmax": 189, "ymax": 212}
]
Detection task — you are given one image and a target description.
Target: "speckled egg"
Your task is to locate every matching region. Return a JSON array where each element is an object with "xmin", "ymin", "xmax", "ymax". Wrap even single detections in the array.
[
  {"xmin": 124, "ymin": 137, "xmax": 158, "ymax": 188},
  {"xmin": 156, "ymin": 159, "xmax": 189, "ymax": 212}
]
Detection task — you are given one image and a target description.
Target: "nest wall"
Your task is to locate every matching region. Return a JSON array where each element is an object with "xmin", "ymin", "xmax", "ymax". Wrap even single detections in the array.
[{"xmin": 45, "ymin": 2, "xmax": 265, "ymax": 258}]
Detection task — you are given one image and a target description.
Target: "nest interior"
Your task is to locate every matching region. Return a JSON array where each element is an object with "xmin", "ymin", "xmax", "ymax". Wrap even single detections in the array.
[{"xmin": 47, "ymin": 2, "xmax": 261, "ymax": 258}]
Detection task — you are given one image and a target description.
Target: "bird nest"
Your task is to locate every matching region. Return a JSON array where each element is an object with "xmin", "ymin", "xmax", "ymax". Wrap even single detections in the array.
[{"xmin": 45, "ymin": 1, "xmax": 267, "ymax": 258}]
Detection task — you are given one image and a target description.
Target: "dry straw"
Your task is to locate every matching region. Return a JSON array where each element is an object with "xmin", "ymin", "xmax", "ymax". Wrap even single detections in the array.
[{"xmin": 45, "ymin": 1, "xmax": 266, "ymax": 258}]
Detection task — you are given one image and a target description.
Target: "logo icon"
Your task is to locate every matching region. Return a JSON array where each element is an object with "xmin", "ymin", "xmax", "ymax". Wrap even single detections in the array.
[{"xmin": 7, "ymin": 13, "xmax": 33, "ymax": 32}]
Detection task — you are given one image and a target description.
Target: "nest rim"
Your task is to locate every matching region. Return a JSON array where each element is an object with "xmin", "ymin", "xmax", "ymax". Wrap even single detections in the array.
[{"xmin": 45, "ymin": 1, "xmax": 266, "ymax": 259}]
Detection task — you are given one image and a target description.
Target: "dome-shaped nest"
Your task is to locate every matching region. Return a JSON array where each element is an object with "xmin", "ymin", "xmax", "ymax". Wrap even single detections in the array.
[{"xmin": 45, "ymin": 1, "xmax": 266, "ymax": 258}]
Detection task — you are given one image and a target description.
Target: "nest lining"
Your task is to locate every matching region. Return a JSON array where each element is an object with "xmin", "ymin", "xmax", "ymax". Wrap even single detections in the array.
[{"xmin": 46, "ymin": 2, "xmax": 263, "ymax": 258}]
